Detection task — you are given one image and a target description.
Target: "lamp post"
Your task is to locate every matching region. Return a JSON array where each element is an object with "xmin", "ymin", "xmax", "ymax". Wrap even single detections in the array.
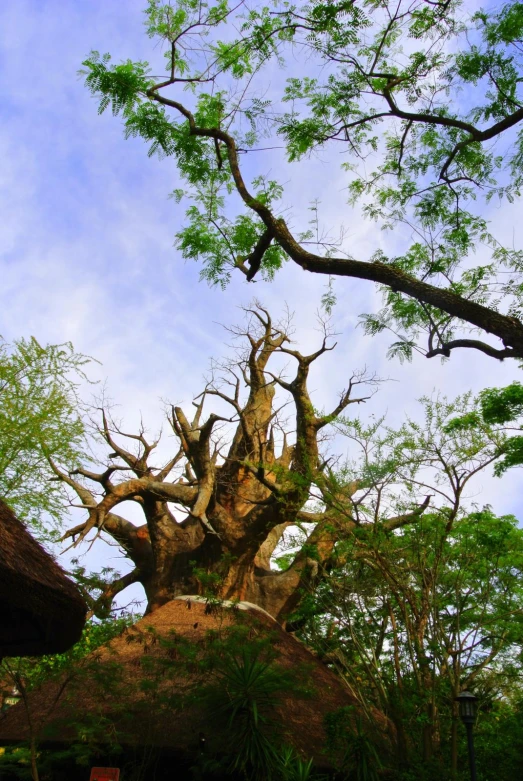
[{"xmin": 455, "ymin": 690, "xmax": 478, "ymax": 781}]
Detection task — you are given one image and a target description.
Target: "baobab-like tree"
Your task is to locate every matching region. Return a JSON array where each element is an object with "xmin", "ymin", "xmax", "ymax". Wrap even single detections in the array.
[{"xmin": 49, "ymin": 306, "xmax": 429, "ymax": 624}]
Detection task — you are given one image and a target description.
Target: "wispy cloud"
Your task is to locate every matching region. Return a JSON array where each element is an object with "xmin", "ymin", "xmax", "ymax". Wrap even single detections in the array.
[{"xmin": 1, "ymin": 1, "xmax": 521, "ymax": 608}]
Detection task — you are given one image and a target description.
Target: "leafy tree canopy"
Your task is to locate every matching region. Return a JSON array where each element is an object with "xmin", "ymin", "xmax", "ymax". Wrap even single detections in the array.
[
  {"xmin": 82, "ymin": 0, "xmax": 523, "ymax": 362},
  {"xmin": 444, "ymin": 380, "xmax": 523, "ymax": 474},
  {"xmin": 291, "ymin": 398, "xmax": 523, "ymax": 775},
  {"xmin": 300, "ymin": 505, "xmax": 523, "ymax": 777},
  {"xmin": 0, "ymin": 336, "xmax": 94, "ymax": 539}
]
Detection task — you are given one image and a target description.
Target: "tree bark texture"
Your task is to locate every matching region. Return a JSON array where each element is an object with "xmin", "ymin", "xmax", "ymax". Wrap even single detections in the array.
[{"xmin": 52, "ymin": 307, "xmax": 428, "ymax": 624}]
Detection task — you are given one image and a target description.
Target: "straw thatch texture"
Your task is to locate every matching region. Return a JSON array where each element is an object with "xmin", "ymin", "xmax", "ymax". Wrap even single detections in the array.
[
  {"xmin": 0, "ymin": 498, "xmax": 87, "ymax": 657},
  {"xmin": 0, "ymin": 599, "xmax": 387, "ymax": 768}
]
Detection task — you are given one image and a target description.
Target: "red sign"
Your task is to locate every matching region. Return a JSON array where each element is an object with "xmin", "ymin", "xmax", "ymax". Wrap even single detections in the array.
[{"xmin": 90, "ymin": 769, "xmax": 120, "ymax": 781}]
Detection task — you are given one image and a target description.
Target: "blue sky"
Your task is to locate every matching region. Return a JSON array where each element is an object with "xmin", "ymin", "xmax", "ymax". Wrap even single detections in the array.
[{"xmin": 1, "ymin": 0, "xmax": 522, "ymax": 607}]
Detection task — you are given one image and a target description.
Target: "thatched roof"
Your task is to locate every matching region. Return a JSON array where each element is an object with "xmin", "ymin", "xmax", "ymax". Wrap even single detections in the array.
[
  {"xmin": 0, "ymin": 498, "xmax": 87, "ymax": 657},
  {"xmin": 0, "ymin": 599, "xmax": 389, "ymax": 769}
]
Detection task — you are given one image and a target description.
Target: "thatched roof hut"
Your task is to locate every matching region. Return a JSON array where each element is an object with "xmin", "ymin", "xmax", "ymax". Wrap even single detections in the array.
[
  {"xmin": 0, "ymin": 599, "xmax": 388, "ymax": 772},
  {"xmin": 0, "ymin": 498, "xmax": 87, "ymax": 658}
]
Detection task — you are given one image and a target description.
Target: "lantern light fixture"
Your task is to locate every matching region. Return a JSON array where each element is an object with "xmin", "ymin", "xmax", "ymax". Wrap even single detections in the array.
[
  {"xmin": 456, "ymin": 690, "xmax": 478, "ymax": 724},
  {"xmin": 455, "ymin": 690, "xmax": 478, "ymax": 781}
]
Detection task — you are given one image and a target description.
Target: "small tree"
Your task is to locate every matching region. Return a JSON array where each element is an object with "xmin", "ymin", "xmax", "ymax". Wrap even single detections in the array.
[
  {"xmin": 294, "ymin": 396, "xmax": 523, "ymax": 777},
  {"xmin": 0, "ymin": 614, "xmax": 132, "ymax": 781},
  {"xmin": 0, "ymin": 336, "xmax": 93, "ymax": 539}
]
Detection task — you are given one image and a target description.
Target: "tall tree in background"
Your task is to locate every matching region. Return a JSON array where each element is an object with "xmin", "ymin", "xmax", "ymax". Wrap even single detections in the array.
[
  {"xmin": 50, "ymin": 305, "xmax": 388, "ymax": 620},
  {"xmin": 82, "ymin": 0, "xmax": 523, "ymax": 362},
  {"xmin": 0, "ymin": 337, "xmax": 92, "ymax": 540},
  {"xmin": 288, "ymin": 398, "xmax": 523, "ymax": 776},
  {"xmin": 307, "ymin": 508, "xmax": 523, "ymax": 777},
  {"xmin": 48, "ymin": 306, "xmax": 510, "ymax": 625},
  {"xmin": 2, "ymin": 319, "xmax": 520, "ymax": 779}
]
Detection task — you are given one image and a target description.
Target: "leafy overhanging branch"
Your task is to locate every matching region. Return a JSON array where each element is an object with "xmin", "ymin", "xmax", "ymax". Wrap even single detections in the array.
[{"xmin": 81, "ymin": 1, "xmax": 523, "ymax": 360}]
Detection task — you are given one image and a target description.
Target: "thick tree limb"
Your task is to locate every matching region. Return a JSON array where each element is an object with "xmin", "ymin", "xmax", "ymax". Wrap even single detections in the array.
[
  {"xmin": 63, "ymin": 478, "xmax": 197, "ymax": 547},
  {"xmin": 49, "ymin": 457, "xmax": 155, "ymax": 560},
  {"xmin": 87, "ymin": 567, "xmax": 142, "ymax": 619},
  {"xmin": 148, "ymin": 90, "xmax": 523, "ymax": 359},
  {"xmin": 244, "ymin": 227, "xmax": 275, "ymax": 281},
  {"xmin": 170, "ymin": 406, "xmax": 225, "ymax": 530},
  {"xmin": 254, "ymin": 522, "xmax": 292, "ymax": 570},
  {"xmin": 425, "ymin": 339, "xmax": 515, "ymax": 361},
  {"xmin": 383, "ymin": 495, "xmax": 432, "ymax": 531},
  {"xmin": 69, "ymin": 464, "xmax": 132, "ymax": 489},
  {"xmin": 48, "ymin": 457, "xmax": 97, "ymax": 509},
  {"xmin": 224, "ymin": 306, "xmax": 287, "ymax": 465}
]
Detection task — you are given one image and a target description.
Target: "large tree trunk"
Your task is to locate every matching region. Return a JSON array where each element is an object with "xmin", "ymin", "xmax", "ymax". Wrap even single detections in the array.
[
  {"xmin": 51, "ymin": 306, "xmax": 427, "ymax": 625},
  {"xmin": 137, "ymin": 471, "xmax": 319, "ymax": 622}
]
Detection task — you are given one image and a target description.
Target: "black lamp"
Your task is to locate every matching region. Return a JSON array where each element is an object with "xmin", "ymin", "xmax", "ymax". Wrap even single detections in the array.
[
  {"xmin": 456, "ymin": 690, "xmax": 478, "ymax": 723},
  {"xmin": 455, "ymin": 690, "xmax": 478, "ymax": 781}
]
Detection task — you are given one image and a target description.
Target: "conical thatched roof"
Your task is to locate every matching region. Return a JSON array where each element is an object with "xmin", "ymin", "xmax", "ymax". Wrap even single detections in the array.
[
  {"xmin": 0, "ymin": 498, "xmax": 87, "ymax": 657},
  {"xmin": 0, "ymin": 599, "xmax": 388, "ymax": 769}
]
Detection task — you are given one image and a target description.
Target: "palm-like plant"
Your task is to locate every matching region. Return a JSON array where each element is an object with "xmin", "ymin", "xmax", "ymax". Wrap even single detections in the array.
[
  {"xmin": 278, "ymin": 745, "xmax": 328, "ymax": 781},
  {"xmin": 208, "ymin": 648, "xmax": 296, "ymax": 779},
  {"xmin": 340, "ymin": 719, "xmax": 383, "ymax": 781}
]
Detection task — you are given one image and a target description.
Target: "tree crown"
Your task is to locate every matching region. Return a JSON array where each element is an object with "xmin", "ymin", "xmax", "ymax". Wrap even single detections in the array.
[{"xmin": 82, "ymin": 0, "xmax": 523, "ymax": 361}]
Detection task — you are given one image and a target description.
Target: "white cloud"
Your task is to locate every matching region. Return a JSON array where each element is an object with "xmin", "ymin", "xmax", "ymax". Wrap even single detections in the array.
[{"xmin": 1, "ymin": 0, "xmax": 522, "ymax": 611}]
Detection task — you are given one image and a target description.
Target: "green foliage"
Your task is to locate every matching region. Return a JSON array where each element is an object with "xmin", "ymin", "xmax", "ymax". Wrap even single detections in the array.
[
  {"xmin": 0, "ymin": 613, "xmax": 134, "ymax": 779},
  {"xmin": 479, "ymin": 381, "xmax": 523, "ymax": 424},
  {"xmin": 473, "ymin": 696, "xmax": 523, "ymax": 780},
  {"xmin": 0, "ymin": 336, "xmax": 93, "ymax": 538},
  {"xmin": 82, "ymin": 51, "xmax": 152, "ymax": 117},
  {"xmin": 320, "ymin": 277, "xmax": 337, "ymax": 316},
  {"xmin": 185, "ymin": 621, "xmax": 315, "ymax": 779},
  {"xmin": 304, "ymin": 502, "xmax": 523, "ymax": 777},
  {"xmin": 325, "ymin": 711, "xmax": 382, "ymax": 781},
  {"xmin": 175, "ymin": 176, "xmax": 286, "ymax": 287},
  {"xmin": 333, "ymin": 391, "xmax": 506, "ymax": 516},
  {"xmin": 207, "ymin": 651, "xmax": 284, "ymax": 778},
  {"xmin": 288, "ymin": 392, "xmax": 523, "ymax": 777},
  {"xmin": 80, "ymin": 0, "xmax": 523, "ymax": 350},
  {"xmin": 0, "ymin": 746, "xmax": 36, "ymax": 781},
  {"xmin": 444, "ymin": 381, "xmax": 523, "ymax": 474},
  {"xmin": 278, "ymin": 745, "xmax": 328, "ymax": 781},
  {"xmin": 493, "ymin": 434, "xmax": 523, "ymax": 475}
]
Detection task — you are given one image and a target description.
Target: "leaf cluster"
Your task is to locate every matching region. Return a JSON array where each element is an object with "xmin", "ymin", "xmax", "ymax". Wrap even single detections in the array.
[
  {"xmin": 80, "ymin": 1, "xmax": 523, "ymax": 363},
  {"xmin": 0, "ymin": 336, "xmax": 93, "ymax": 538}
]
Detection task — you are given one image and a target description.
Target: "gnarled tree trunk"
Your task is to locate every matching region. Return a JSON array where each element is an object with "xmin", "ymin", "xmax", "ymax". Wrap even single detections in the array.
[{"xmin": 51, "ymin": 306, "xmax": 427, "ymax": 624}]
